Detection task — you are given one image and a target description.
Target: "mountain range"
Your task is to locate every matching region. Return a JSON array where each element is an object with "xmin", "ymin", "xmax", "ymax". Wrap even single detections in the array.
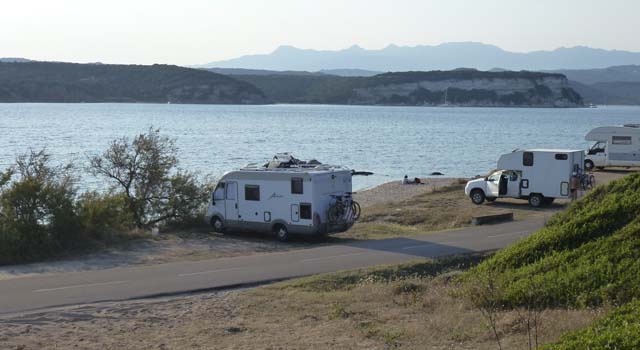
[{"xmin": 202, "ymin": 42, "xmax": 640, "ymax": 72}]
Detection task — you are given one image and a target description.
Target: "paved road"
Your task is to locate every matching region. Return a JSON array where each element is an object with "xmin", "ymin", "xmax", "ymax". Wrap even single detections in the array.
[{"xmin": 0, "ymin": 218, "xmax": 544, "ymax": 315}]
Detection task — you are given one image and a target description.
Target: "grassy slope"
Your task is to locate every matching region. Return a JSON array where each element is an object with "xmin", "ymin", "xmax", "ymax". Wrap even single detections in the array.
[
  {"xmin": 547, "ymin": 300, "xmax": 640, "ymax": 350},
  {"xmin": 470, "ymin": 173, "xmax": 640, "ymax": 307},
  {"xmin": 466, "ymin": 173, "xmax": 640, "ymax": 349}
]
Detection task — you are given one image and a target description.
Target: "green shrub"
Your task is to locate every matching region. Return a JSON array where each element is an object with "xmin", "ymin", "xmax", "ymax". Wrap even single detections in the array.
[
  {"xmin": 77, "ymin": 191, "xmax": 133, "ymax": 241},
  {"xmin": 546, "ymin": 300, "xmax": 640, "ymax": 350},
  {"xmin": 0, "ymin": 150, "xmax": 82, "ymax": 263}
]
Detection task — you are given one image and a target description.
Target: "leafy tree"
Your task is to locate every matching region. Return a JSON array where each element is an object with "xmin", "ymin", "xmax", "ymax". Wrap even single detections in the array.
[{"xmin": 89, "ymin": 128, "xmax": 208, "ymax": 228}]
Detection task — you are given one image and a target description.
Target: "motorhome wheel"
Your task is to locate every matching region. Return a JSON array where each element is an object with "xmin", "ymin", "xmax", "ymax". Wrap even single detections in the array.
[
  {"xmin": 543, "ymin": 197, "xmax": 555, "ymax": 206},
  {"xmin": 274, "ymin": 224, "xmax": 289, "ymax": 242},
  {"xmin": 528, "ymin": 194, "xmax": 543, "ymax": 208},
  {"xmin": 584, "ymin": 159, "xmax": 594, "ymax": 171},
  {"xmin": 210, "ymin": 217, "xmax": 224, "ymax": 233},
  {"xmin": 470, "ymin": 189, "xmax": 485, "ymax": 205}
]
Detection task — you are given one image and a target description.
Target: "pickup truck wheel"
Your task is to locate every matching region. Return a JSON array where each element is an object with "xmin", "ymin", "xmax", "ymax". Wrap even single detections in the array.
[
  {"xmin": 210, "ymin": 216, "xmax": 224, "ymax": 233},
  {"xmin": 274, "ymin": 224, "xmax": 289, "ymax": 242},
  {"xmin": 470, "ymin": 189, "xmax": 486, "ymax": 205},
  {"xmin": 529, "ymin": 194, "xmax": 544, "ymax": 208},
  {"xmin": 584, "ymin": 160, "xmax": 595, "ymax": 171}
]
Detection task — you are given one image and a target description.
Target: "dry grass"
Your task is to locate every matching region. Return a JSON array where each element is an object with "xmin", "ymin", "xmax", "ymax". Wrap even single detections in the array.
[
  {"xmin": 0, "ymin": 255, "xmax": 605, "ymax": 350},
  {"xmin": 341, "ymin": 182, "xmax": 565, "ymax": 240}
]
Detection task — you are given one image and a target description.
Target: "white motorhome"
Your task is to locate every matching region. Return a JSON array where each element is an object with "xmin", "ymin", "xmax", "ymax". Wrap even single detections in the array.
[
  {"xmin": 205, "ymin": 154, "xmax": 360, "ymax": 241},
  {"xmin": 584, "ymin": 125, "xmax": 640, "ymax": 170},
  {"xmin": 465, "ymin": 149, "xmax": 584, "ymax": 207}
]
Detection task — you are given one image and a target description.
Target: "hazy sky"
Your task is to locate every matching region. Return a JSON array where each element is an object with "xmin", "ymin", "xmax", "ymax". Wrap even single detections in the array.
[{"xmin": 2, "ymin": 0, "xmax": 638, "ymax": 65}]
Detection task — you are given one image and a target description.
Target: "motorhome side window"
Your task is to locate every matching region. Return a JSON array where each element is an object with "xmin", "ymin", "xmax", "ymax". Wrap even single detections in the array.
[
  {"xmin": 523, "ymin": 152, "xmax": 534, "ymax": 166},
  {"xmin": 612, "ymin": 136, "xmax": 632, "ymax": 145},
  {"xmin": 291, "ymin": 177, "xmax": 303, "ymax": 194},
  {"xmin": 213, "ymin": 183, "xmax": 225, "ymax": 200},
  {"xmin": 300, "ymin": 203, "xmax": 312, "ymax": 220},
  {"xmin": 555, "ymin": 154, "xmax": 568, "ymax": 160},
  {"xmin": 245, "ymin": 185, "xmax": 260, "ymax": 201}
]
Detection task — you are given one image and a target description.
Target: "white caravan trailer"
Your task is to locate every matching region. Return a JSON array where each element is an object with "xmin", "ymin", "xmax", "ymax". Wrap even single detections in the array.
[
  {"xmin": 465, "ymin": 149, "xmax": 584, "ymax": 207},
  {"xmin": 584, "ymin": 125, "xmax": 640, "ymax": 170},
  {"xmin": 205, "ymin": 154, "xmax": 360, "ymax": 241}
]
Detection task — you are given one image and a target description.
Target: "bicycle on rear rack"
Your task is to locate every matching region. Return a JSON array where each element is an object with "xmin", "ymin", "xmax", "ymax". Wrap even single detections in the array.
[{"xmin": 328, "ymin": 192, "xmax": 361, "ymax": 224}]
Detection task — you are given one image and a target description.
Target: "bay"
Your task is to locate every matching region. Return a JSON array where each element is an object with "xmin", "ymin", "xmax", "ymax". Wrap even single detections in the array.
[{"xmin": 1, "ymin": 103, "xmax": 639, "ymax": 190}]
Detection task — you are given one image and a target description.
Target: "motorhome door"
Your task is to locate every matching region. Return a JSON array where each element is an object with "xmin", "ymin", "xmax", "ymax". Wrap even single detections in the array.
[
  {"xmin": 291, "ymin": 204, "xmax": 299, "ymax": 222},
  {"xmin": 225, "ymin": 181, "xmax": 239, "ymax": 224}
]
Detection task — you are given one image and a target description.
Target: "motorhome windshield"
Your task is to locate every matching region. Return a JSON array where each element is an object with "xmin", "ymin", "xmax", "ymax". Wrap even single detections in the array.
[{"xmin": 589, "ymin": 142, "xmax": 606, "ymax": 155}]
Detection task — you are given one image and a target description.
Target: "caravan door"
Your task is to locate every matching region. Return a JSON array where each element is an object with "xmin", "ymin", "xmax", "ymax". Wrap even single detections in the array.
[
  {"xmin": 505, "ymin": 171, "xmax": 522, "ymax": 198},
  {"xmin": 225, "ymin": 181, "xmax": 239, "ymax": 225}
]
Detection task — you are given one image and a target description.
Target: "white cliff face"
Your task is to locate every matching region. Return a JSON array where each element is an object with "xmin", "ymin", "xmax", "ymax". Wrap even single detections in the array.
[{"xmin": 350, "ymin": 76, "xmax": 581, "ymax": 107}]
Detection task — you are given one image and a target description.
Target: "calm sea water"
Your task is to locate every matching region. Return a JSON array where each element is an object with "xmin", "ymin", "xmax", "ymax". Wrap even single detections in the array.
[{"xmin": 1, "ymin": 103, "xmax": 640, "ymax": 190}]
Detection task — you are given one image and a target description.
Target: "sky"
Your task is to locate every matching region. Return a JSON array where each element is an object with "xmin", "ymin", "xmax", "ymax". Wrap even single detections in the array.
[{"xmin": 1, "ymin": 0, "xmax": 639, "ymax": 65}]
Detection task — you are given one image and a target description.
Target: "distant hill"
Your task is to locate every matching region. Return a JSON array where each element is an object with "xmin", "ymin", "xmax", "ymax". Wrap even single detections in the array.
[
  {"xmin": 230, "ymin": 69, "xmax": 583, "ymax": 107},
  {"xmin": 204, "ymin": 67, "xmax": 321, "ymax": 76},
  {"xmin": 0, "ymin": 57, "xmax": 33, "ymax": 63},
  {"xmin": 205, "ymin": 67, "xmax": 382, "ymax": 77},
  {"xmin": 547, "ymin": 65, "xmax": 640, "ymax": 84},
  {"xmin": 202, "ymin": 42, "xmax": 640, "ymax": 71},
  {"xmin": 0, "ymin": 62, "xmax": 268, "ymax": 104},
  {"xmin": 546, "ymin": 65, "xmax": 640, "ymax": 105},
  {"xmin": 318, "ymin": 69, "xmax": 383, "ymax": 77}
]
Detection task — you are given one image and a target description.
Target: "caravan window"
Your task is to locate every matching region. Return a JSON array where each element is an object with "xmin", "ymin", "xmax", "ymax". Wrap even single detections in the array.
[
  {"xmin": 300, "ymin": 203, "xmax": 312, "ymax": 220},
  {"xmin": 213, "ymin": 183, "xmax": 225, "ymax": 200},
  {"xmin": 555, "ymin": 154, "xmax": 568, "ymax": 160},
  {"xmin": 291, "ymin": 177, "xmax": 303, "ymax": 194},
  {"xmin": 523, "ymin": 152, "xmax": 534, "ymax": 166},
  {"xmin": 245, "ymin": 185, "xmax": 260, "ymax": 201},
  {"xmin": 612, "ymin": 136, "xmax": 632, "ymax": 145}
]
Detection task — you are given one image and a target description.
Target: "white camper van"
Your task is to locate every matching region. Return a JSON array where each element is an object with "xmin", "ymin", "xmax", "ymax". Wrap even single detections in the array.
[
  {"xmin": 465, "ymin": 149, "xmax": 584, "ymax": 207},
  {"xmin": 584, "ymin": 125, "xmax": 640, "ymax": 170},
  {"xmin": 205, "ymin": 154, "xmax": 361, "ymax": 241}
]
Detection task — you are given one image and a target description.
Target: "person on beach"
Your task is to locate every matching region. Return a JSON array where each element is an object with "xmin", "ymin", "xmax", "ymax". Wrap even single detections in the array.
[{"xmin": 402, "ymin": 175, "xmax": 423, "ymax": 185}]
